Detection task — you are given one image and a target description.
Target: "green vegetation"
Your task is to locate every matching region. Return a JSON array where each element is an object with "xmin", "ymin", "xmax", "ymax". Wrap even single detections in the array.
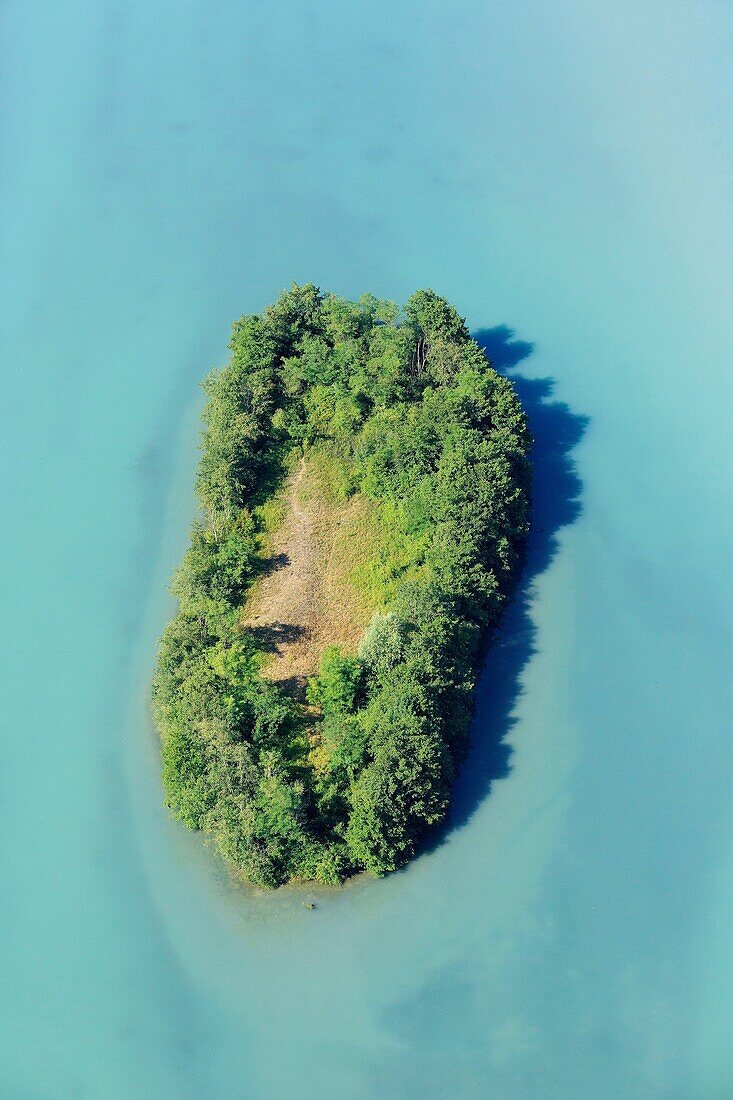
[{"xmin": 152, "ymin": 285, "xmax": 532, "ymax": 888}]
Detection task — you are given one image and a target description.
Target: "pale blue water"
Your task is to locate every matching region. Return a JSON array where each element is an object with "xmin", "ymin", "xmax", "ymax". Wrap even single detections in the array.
[{"xmin": 3, "ymin": 2, "xmax": 732, "ymax": 1097}]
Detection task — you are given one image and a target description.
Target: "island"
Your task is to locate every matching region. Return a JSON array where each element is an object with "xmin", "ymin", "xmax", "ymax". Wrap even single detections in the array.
[{"xmin": 153, "ymin": 285, "xmax": 532, "ymax": 888}]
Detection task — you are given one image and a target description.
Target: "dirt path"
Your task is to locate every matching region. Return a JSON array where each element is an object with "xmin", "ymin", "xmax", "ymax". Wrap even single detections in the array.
[
  {"xmin": 243, "ymin": 456, "xmax": 379, "ymax": 694},
  {"xmin": 243, "ymin": 459, "xmax": 326, "ymax": 690}
]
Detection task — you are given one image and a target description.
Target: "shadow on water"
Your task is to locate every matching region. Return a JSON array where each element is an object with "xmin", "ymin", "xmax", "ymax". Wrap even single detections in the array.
[{"xmin": 429, "ymin": 324, "xmax": 589, "ymax": 847}]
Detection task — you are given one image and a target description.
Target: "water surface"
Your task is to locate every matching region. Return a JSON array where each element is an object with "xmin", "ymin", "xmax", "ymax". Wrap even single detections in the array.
[{"xmin": 3, "ymin": 2, "xmax": 733, "ymax": 1096}]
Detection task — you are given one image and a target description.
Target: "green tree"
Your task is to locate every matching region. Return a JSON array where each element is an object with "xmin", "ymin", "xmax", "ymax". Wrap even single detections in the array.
[{"xmin": 153, "ymin": 286, "xmax": 531, "ymax": 887}]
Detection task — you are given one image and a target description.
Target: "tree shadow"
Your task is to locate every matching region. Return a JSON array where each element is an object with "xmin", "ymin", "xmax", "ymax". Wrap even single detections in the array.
[
  {"xmin": 427, "ymin": 325, "xmax": 589, "ymax": 848},
  {"xmin": 243, "ymin": 621, "xmax": 306, "ymax": 653},
  {"xmin": 255, "ymin": 551, "xmax": 290, "ymax": 579}
]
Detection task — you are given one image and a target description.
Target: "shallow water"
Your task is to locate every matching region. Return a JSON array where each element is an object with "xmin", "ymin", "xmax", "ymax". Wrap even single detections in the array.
[{"xmin": 3, "ymin": 2, "xmax": 733, "ymax": 1096}]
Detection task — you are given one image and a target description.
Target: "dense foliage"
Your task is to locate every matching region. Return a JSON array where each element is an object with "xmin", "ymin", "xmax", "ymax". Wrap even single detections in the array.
[{"xmin": 153, "ymin": 286, "xmax": 532, "ymax": 887}]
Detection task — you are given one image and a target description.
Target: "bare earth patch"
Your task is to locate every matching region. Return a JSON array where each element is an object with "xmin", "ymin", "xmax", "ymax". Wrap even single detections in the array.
[{"xmin": 242, "ymin": 455, "xmax": 379, "ymax": 692}]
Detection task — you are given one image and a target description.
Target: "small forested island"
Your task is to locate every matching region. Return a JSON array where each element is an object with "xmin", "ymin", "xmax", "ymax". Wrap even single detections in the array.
[{"xmin": 153, "ymin": 286, "xmax": 532, "ymax": 888}]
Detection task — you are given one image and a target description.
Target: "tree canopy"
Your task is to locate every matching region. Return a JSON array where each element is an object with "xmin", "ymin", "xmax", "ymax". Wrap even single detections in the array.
[{"xmin": 152, "ymin": 286, "xmax": 532, "ymax": 888}]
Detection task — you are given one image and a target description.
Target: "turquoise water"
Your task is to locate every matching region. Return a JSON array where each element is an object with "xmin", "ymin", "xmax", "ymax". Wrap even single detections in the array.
[{"xmin": 3, "ymin": 2, "xmax": 732, "ymax": 1096}]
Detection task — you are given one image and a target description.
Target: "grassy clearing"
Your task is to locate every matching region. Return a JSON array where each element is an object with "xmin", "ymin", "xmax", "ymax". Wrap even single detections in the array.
[{"xmin": 242, "ymin": 446, "xmax": 424, "ymax": 688}]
